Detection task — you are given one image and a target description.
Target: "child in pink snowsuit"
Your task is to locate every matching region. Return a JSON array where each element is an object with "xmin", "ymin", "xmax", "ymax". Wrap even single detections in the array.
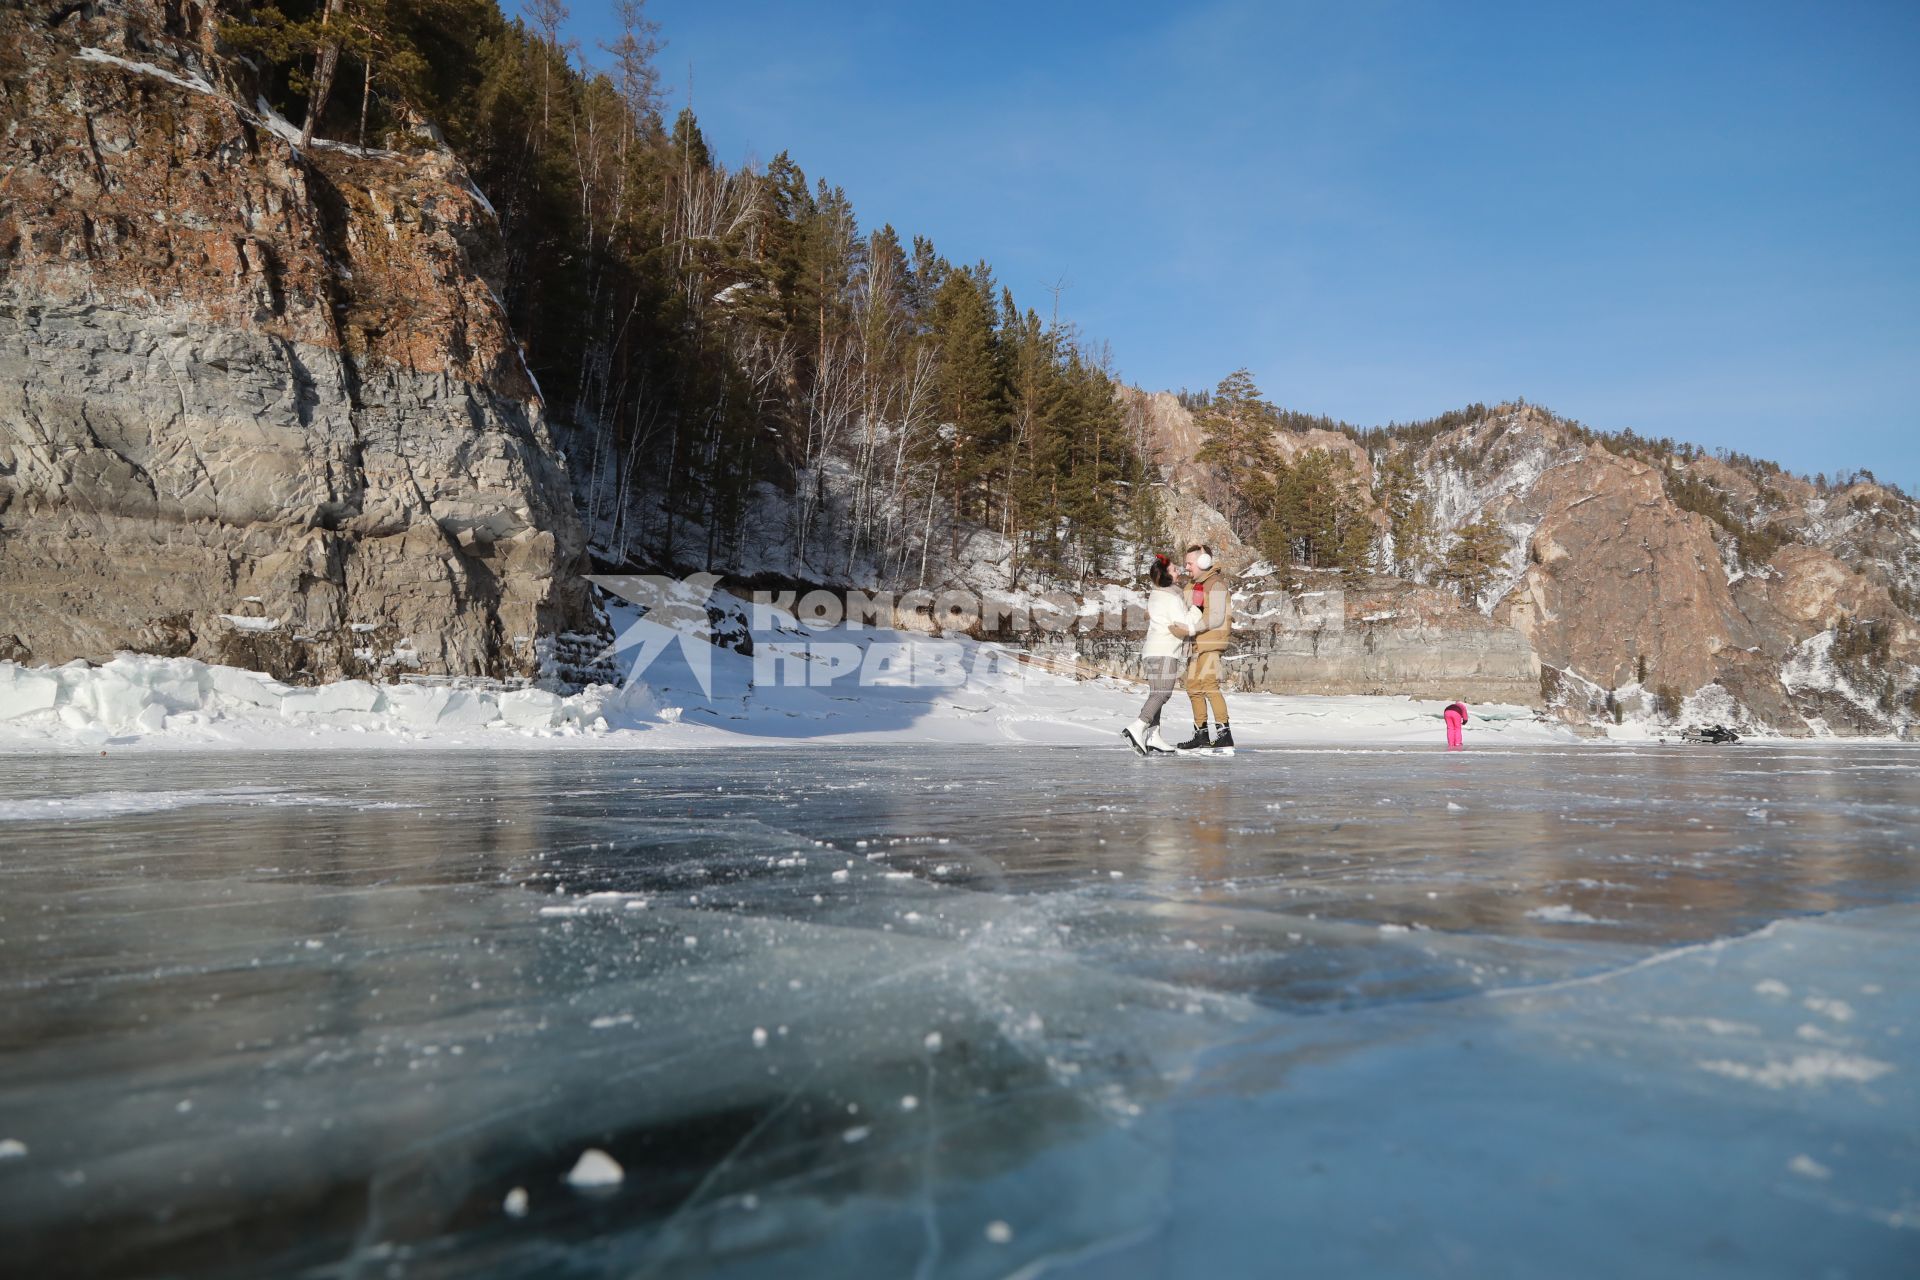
[{"xmin": 1444, "ymin": 701, "xmax": 1468, "ymax": 750}]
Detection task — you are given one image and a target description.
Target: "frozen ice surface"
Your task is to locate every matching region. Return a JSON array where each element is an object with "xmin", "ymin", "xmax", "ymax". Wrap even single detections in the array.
[{"xmin": 0, "ymin": 744, "xmax": 1916, "ymax": 1277}]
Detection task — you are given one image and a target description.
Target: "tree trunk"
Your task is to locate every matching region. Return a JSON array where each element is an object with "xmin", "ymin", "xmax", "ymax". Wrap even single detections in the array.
[
  {"xmin": 357, "ymin": 55, "xmax": 372, "ymax": 149},
  {"xmin": 299, "ymin": 0, "xmax": 348, "ymax": 148}
]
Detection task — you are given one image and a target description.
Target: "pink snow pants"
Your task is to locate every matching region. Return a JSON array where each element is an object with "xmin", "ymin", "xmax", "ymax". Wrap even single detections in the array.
[{"xmin": 1444, "ymin": 708, "xmax": 1465, "ymax": 750}]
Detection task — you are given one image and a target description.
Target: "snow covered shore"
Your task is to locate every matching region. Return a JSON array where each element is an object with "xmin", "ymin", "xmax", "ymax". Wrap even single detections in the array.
[{"xmin": 0, "ymin": 630, "xmax": 1572, "ymax": 753}]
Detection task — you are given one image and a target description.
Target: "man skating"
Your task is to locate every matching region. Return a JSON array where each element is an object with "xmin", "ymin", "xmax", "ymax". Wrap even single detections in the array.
[{"xmin": 1176, "ymin": 544, "xmax": 1233, "ymax": 751}]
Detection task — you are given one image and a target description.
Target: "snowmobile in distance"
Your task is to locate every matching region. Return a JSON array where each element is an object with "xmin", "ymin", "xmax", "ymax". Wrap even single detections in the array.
[{"xmin": 1680, "ymin": 724, "xmax": 1741, "ymax": 745}]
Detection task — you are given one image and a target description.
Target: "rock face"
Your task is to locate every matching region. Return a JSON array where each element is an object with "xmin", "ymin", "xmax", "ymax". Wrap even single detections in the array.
[
  {"xmin": 1237, "ymin": 577, "xmax": 1540, "ymax": 703},
  {"xmin": 1122, "ymin": 387, "xmax": 1545, "ymax": 704},
  {"xmin": 1123, "ymin": 388, "xmax": 1920, "ymax": 735},
  {"xmin": 0, "ymin": 1, "xmax": 594, "ymax": 683},
  {"xmin": 1405, "ymin": 407, "xmax": 1919, "ymax": 736},
  {"xmin": 1120, "ymin": 389, "xmax": 1255, "ymax": 570}
]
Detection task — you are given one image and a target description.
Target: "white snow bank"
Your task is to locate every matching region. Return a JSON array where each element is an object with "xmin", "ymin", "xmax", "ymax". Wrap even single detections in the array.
[
  {"xmin": 0, "ymin": 656, "xmax": 615, "ymax": 749},
  {"xmin": 0, "ymin": 623, "xmax": 1576, "ymax": 752}
]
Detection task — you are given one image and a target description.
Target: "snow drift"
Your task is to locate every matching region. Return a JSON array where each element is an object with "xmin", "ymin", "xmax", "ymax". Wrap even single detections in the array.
[{"xmin": 0, "ymin": 656, "xmax": 620, "ymax": 749}]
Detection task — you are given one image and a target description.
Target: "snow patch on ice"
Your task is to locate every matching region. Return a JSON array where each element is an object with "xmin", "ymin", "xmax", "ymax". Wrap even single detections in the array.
[
  {"xmin": 1526, "ymin": 904, "xmax": 1607, "ymax": 925},
  {"xmin": 0, "ymin": 787, "xmax": 322, "ymax": 822},
  {"xmin": 1695, "ymin": 1050, "xmax": 1893, "ymax": 1090},
  {"xmin": 1802, "ymin": 995, "xmax": 1855, "ymax": 1023}
]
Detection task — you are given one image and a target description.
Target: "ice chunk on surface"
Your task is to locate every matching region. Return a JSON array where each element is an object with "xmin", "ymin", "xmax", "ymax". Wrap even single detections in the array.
[
  {"xmin": 497, "ymin": 688, "xmax": 563, "ymax": 729},
  {"xmin": 564, "ymin": 1149, "xmax": 624, "ymax": 1189},
  {"xmin": 0, "ymin": 665, "xmax": 59, "ymax": 720}
]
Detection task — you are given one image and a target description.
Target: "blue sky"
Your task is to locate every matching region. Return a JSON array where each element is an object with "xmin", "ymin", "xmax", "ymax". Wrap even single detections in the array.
[{"xmin": 522, "ymin": 0, "xmax": 1919, "ymax": 486}]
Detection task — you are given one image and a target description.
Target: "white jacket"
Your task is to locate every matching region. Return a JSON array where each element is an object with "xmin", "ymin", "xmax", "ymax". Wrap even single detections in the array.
[{"xmin": 1142, "ymin": 586, "xmax": 1203, "ymax": 659}]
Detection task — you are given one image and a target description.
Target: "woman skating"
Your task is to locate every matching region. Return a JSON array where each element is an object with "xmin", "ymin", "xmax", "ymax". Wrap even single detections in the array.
[{"xmin": 1123, "ymin": 554, "xmax": 1202, "ymax": 755}]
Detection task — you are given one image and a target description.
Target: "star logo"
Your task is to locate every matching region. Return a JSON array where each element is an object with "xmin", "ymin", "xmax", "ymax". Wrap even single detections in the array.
[{"xmin": 587, "ymin": 573, "xmax": 723, "ymax": 699}]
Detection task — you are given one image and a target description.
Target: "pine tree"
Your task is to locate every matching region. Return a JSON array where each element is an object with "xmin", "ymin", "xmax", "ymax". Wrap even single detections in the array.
[
  {"xmin": 1195, "ymin": 368, "xmax": 1277, "ymax": 529},
  {"xmin": 1373, "ymin": 449, "xmax": 1432, "ymax": 577},
  {"xmin": 930, "ymin": 265, "xmax": 1005, "ymax": 526},
  {"xmin": 1438, "ymin": 516, "xmax": 1509, "ymax": 605}
]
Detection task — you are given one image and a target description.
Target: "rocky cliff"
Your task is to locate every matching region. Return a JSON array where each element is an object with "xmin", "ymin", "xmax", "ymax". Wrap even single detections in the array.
[
  {"xmin": 1126, "ymin": 388, "xmax": 1920, "ymax": 736},
  {"xmin": 0, "ymin": 1, "xmax": 595, "ymax": 683},
  {"xmin": 1236, "ymin": 575, "xmax": 1541, "ymax": 703},
  {"xmin": 1122, "ymin": 389, "xmax": 1541, "ymax": 706}
]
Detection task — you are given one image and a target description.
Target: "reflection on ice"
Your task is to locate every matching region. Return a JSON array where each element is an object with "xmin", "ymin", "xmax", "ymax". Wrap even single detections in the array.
[{"xmin": 0, "ymin": 744, "xmax": 1915, "ymax": 1277}]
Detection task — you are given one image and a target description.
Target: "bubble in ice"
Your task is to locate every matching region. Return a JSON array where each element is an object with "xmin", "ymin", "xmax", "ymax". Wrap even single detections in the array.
[
  {"xmin": 1803, "ymin": 996, "xmax": 1854, "ymax": 1023},
  {"xmin": 923, "ymin": 1031, "xmax": 943, "ymax": 1052},
  {"xmin": 503, "ymin": 1186, "xmax": 529, "ymax": 1217},
  {"xmin": 0, "ymin": 1138, "xmax": 26, "ymax": 1159},
  {"xmin": 751, "ymin": 1027, "xmax": 768, "ymax": 1048},
  {"xmin": 985, "ymin": 1220, "xmax": 1013, "ymax": 1243},
  {"xmin": 1787, "ymin": 1154, "xmax": 1832, "ymax": 1180}
]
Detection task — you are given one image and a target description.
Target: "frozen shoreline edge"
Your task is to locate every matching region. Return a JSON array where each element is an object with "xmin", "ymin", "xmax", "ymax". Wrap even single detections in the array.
[{"xmin": 5, "ymin": 654, "xmax": 1911, "ymax": 754}]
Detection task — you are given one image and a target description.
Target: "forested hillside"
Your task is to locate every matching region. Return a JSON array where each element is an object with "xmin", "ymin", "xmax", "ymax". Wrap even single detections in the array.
[{"xmin": 224, "ymin": 0, "xmax": 1157, "ymax": 588}]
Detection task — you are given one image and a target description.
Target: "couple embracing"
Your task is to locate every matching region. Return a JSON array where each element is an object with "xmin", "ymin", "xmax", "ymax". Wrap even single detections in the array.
[{"xmin": 1123, "ymin": 544, "xmax": 1233, "ymax": 755}]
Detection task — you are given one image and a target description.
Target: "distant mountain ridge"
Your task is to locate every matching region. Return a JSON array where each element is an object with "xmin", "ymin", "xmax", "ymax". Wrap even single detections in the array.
[{"xmin": 1124, "ymin": 389, "xmax": 1920, "ymax": 736}]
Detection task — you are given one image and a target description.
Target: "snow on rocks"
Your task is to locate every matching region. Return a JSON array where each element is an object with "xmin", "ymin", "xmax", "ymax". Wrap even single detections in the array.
[
  {"xmin": 564, "ymin": 1148, "xmax": 624, "ymax": 1189},
  {"xmin": 75, "ymin": 47, "xmax": 218, "ymax": 97}
]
